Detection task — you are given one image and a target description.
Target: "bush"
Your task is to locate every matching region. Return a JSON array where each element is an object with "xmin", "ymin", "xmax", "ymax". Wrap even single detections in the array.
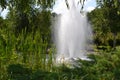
[{"xmin": 7, "ymin": 64, "xmax": 32, "ymax": 80}]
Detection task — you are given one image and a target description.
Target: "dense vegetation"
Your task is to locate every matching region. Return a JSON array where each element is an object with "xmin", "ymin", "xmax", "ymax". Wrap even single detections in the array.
[
  {"xmin": 0, "ymin": 0, "xmax": 120, "ymax": 80},
  {"xmin": 88, "ymin": 0, "xmax": 120, "ymax": 49}
]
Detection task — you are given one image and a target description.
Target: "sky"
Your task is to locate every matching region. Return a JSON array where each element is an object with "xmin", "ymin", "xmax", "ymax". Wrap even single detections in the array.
[
  {"xmin": 0, "ymin": 7, "xmax": 9, "ymax": 19},
  {"xmin": 0, "ymin": 0, "xmax": 96, "ymax": 18}
]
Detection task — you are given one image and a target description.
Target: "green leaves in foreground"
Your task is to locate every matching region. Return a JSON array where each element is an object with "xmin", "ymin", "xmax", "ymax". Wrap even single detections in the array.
[
  {"xmin": 78, "ymin": 49, "xmax": 120, "ymax": 80},
  {"xmin": 7, "ymin": 64, "xmax": 59, "ymax": 80},
  {"xmin": 3, "ymin": 48, "xmax": 120, "ymax": 80}
]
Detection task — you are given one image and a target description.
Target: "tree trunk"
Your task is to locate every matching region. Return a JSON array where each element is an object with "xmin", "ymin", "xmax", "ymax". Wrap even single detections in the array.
[{"xmin": 113, "ymin": 32, "xmax": 117, "ymax": 50}]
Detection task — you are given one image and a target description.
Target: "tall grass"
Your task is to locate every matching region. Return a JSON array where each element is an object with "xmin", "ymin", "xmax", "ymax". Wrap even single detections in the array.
[{"xmin": 0, "ymin": 28, "xmax": 55, "ymax": 79}]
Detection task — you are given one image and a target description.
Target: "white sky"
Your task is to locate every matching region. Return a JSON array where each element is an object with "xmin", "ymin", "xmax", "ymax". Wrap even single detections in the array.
[
  {"xmin": 0, "ymin": 0, "xmax": 96, "ymax": 18},
  {"xmin": 0, "ymin": 7, "xmax": 9, "ymax": 19}
]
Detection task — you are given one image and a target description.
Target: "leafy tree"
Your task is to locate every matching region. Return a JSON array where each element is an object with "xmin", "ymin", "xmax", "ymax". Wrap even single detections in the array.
[
  {"xmin": 88, "ymin": 0, "xmax": 120, "ymax": 48},
  {"xmin": 97, "ymin": 0, "xmax": 120, "ymax": 48},
  {"xmin": 96, "ymin": 0, "xmax": 120, "ymax": 15},
  {"xmin": 0, "ymin": 0, "xmax": 7, "ymax": 9},
  {"xmin": 0, "ymin": 0, "xmax": 55, "ymax": 56},
  {"xmin": 0, "ymin": 0, "xmax": 55, "ymax": 33},
  {"xmin": 88, "ymin": 8, "xmax": 111, "ymax": 46}
]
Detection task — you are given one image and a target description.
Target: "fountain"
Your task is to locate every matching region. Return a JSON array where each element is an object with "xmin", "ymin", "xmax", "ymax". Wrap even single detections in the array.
[{"xmin": 53, "ymin": 0, "xmax": 93, "ymax": 63}]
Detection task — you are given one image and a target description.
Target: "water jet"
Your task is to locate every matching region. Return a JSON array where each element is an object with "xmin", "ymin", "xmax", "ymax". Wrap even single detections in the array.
[{"xmin": 53, "ymin": 0, "xmax": 93, "ymax": 64}]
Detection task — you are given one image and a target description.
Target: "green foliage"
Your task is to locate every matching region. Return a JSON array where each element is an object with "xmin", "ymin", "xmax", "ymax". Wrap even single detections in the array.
[
  {"xmin": 7, "ymin": 64, "xmax": 59, "ymax": 80},
  {"xmin": 0, "ymin": 0, "xmax": 54, "ymax": 79},
  {"xmin": 7, "ymin": 64, "xmax": 32, "ymax": 80},
  {"xmin": 75, "ymin": 49, "xmax": 120, "ymax": 80},
  {"xmin": 88, "ymin": 0, "xmax": 120, "ymax": 47},
  {"xmin": 96, "ymin": 0, "xmax": 120, "ymax": 15},
  {"xmin": 37, "ymin": 0, "xmax": 55, "ymax": 9},
  {"xmin": 31, "ymin": 70, "xmax": 59, "ymax": 80},
  {"xmin": 0, "ymin": 20, "xmax": 52, "ymax": 79},
  {"xmin": 0, "ymin": 0, "xmax": 7, "ymax": 9},
  {"xmin": 0, "ymin": 0, "xmax": 120, "ymax": 80}
]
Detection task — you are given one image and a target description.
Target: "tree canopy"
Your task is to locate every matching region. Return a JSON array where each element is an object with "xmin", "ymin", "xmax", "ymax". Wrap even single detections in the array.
[{"xmin": 88, "ymin": 0, "xmax": 120, "ymax": 48}]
